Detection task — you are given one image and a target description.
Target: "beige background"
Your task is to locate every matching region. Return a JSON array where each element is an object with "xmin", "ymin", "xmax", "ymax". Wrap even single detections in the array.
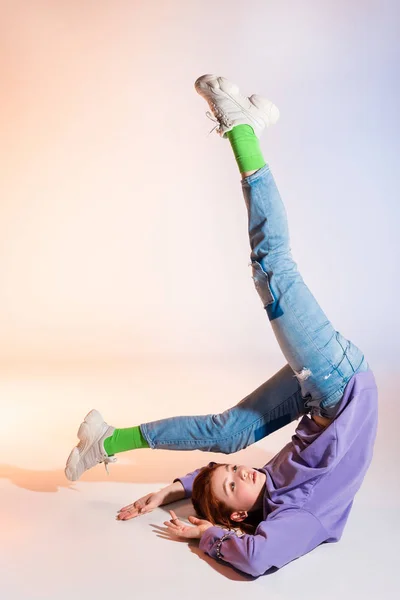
[{"xmin": 0, "ymin": 1, "xmax": 399, "ymax": 598}]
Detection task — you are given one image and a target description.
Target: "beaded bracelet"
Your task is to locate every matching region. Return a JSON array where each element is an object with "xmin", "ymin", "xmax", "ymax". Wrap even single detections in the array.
[{"xmin": 216, "ymin": 533, "xmax": 234, "ymax": 560}]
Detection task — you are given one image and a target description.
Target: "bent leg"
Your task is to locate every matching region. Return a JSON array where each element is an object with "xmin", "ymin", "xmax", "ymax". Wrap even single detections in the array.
[
  {"xmin": 241, "ymin": 165, "xmax": 368, "ymax": 419},
  {"xmin": 140, "ymin": 364, "xmax": 308, "ymax": 453}
]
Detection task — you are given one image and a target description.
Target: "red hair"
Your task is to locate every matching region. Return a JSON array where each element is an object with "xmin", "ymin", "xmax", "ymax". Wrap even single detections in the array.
[{"xmin": 191, "ymin": 462, "xmax": 261, "ymax": 535}]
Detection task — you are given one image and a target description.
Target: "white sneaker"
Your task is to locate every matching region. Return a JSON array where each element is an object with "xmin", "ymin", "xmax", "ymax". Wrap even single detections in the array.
[
  {"xmin": 194, "ymin": 74, "xmax": 280, "ymax": 139},
  {"xmin": 65, "ymin": 409, "xmax": 117, "ymax": 482}
]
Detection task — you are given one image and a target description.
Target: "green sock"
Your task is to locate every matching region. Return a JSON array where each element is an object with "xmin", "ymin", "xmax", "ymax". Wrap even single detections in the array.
[
  {"xmin": 103, "ymin": 426, "xmax": 149, "ymax": 455},
  {"xmin": 226, "ymin": 124, "xmax": 266, "ymax": 174}
]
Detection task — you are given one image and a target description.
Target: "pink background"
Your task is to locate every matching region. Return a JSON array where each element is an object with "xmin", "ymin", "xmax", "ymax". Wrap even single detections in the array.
[{"xmin": 0, "ymin": 1, "xmax": 398, "ymax": 598}]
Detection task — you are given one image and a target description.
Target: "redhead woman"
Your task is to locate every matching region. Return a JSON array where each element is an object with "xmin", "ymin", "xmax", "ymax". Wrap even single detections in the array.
[{"xmin": 65, "ymin": 75, "xmax": 378, "ymax": 578}]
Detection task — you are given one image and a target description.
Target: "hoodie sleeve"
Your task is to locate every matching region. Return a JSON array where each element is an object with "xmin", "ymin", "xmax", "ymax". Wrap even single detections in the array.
[
  {"xmin": 199, "ymin": 508, "xmax": 327, "ymax": 578},
  {"xmin": 173, "ymin": 462, "xmax": 217, "ymax": 498}
]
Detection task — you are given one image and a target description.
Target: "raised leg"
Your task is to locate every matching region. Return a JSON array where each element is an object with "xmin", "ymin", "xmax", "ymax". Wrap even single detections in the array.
[{"xmin": 241, "ymin": 164, "xmax": 368, "ymax": 419}]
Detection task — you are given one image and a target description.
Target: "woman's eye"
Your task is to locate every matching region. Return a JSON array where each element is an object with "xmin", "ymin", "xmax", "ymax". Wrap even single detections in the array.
[{"xmin": 230, "ymin": 465, "xmax": 237, "ymax": 491}]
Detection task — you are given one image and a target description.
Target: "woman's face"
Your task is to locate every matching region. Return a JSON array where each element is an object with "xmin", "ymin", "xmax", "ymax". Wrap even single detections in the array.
[{"xmin": 211, "ymin": 463, "xmax": 266, "ymax": 521}]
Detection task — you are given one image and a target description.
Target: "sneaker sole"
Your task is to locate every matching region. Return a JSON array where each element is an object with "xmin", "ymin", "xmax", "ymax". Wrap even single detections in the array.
[
  {"xmin": 65, "ymin": 409, "xmax": 107, "ymax": 481},
  {"xmin": 194, "ymin": 74, "xmax": 240, "ymax": 97},
  {"xmin": 65, "ymin": 447, "xmax": 80, "ymax": 481}
]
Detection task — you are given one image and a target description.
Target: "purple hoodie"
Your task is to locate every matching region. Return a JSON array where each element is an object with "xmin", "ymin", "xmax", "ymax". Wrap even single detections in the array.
[{"xmin": 173, "ymin": 369, "xmax": 378, "ymax": 577}]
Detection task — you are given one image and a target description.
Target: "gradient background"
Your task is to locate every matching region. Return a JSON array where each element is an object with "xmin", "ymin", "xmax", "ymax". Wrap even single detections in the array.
[{"xmin": 0, "ymin": 1, "xmax": 399, "ymax": 598}]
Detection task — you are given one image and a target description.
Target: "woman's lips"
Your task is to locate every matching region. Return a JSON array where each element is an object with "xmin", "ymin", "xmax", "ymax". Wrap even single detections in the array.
[{"xmin": 253, "ymin": 471, "xmax": 256, "ymax": 483}]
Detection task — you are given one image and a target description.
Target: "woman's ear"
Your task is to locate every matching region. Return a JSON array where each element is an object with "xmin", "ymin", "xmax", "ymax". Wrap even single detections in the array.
[{"xmin": 230, "ymin": 511, "xmax": 248, "ymax": 522}]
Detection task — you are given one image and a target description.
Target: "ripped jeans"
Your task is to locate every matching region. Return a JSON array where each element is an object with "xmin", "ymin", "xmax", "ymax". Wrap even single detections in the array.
[
  {"xmin": 243, "ymin": 164, "xmax": 368, "ymax": 418},
  {"xmin": 140, "ymin": 164, "xmax": 368, "ymax": 454}
]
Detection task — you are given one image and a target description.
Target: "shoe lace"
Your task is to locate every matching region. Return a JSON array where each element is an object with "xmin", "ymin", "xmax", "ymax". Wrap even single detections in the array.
[
  {"xmin": 205, "ymin": 101, "xmax": 233, "ymax": 136},
  {"xmin": 206, "ymin": 111, "xmax": 220, "ymax": 135},
  {"xmin": 103, "ymin": 455, "xmax": 117, "ymax": 476}
]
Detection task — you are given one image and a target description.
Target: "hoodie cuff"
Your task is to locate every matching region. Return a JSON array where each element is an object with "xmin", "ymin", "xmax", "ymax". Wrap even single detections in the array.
[{"xmin": 199, "ymin": 526, "xmax": 235, "ymax": 559}]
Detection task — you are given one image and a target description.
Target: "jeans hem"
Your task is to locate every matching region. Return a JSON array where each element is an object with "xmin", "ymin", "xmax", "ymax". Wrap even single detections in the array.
[
  {"xmin": 241, "ymin": 163, "xmax": 270, "ymax": 184},
  {"xmin": 139, "ymin": 424, "xmax": 155, "ymax": 449}
]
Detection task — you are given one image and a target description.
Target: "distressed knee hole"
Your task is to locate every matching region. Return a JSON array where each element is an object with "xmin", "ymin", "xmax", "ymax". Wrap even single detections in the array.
[{"xmin": 294, "ymin": 367, "xmax": 312, "ymax": 381}]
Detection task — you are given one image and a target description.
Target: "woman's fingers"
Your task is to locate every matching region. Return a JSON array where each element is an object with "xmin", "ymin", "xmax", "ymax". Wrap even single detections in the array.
[
  {"xmin": 117, "ymin": 506, "xmax": 144, "ymax": 520},
  {"xmin": 118, "ymin": 499, "xmax": 147, "ymax": 514},
  {"xmin": 117, "ymin": 510, "xmax": 135, "ymax": 520},
  {"xmin": 169, "ymin": 509, "xmax": 187, "ymax": 527},
  {"xmin": 164, "ymin": 510, "xmax": 180, "ymax": 529},
  {"xmin": 163, "ymin": 521, "xmax": 193, "ymax": 539},
  {"xmin": 164, "ymin": 519, "xmax": 178, "ymax": 528},
  {"xmin": 117, "ymin": 505, "xmax": 154, "ymax": 520},
  {"xmin": 118, "ymin": 502, "xmax": 139, "ymax": 512},
  {"xmin": 117, "ymin": 503, "xmax": 154, "ymax": 520},
  {"xmin": 118, "ymin": 493, "xmax": 153, "ymax": 513},
  {"xmin": 116, "ymin": 493, "xmax": 159, "ymax": 520},
  {"xmin": 117, "ymin": 504, "xmax": 132, "ymax": 512},
  {"xmin": 163, "ymin": 521, "xmax": 183, "ymax": 533},
  {"xmin": 164, "ymin": 510, "xmax": 189, "ymax": 536}
]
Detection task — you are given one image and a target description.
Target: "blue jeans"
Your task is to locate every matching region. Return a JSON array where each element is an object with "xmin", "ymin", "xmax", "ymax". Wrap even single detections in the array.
[{"xmin": 141, "ymin": 164, "xmax": 369, "ymax": 454}]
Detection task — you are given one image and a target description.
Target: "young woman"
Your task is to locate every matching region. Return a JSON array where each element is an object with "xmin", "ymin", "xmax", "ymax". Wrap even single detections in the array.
[{"xmin": 65, "ymin": 75, "xmax": 378, "ymax": 578}]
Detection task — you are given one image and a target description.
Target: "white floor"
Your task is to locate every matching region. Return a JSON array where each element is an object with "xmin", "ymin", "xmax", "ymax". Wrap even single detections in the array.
[{"xmin": 1, "ymin": 359, "xmax": 399, "ymax": 599}]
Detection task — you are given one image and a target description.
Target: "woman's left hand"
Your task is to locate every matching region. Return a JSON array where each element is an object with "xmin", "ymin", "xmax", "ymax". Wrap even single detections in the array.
[{"xmin": 163, "ymin": 510, "xmax": 214, "ymax": 540}]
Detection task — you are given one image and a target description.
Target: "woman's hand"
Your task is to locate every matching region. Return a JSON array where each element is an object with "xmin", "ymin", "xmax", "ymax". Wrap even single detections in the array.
[
  {"xmin": 116, "ymin": 490, "xmax": 166, "ymax": 521},
  {"xmin": 163, "ymin": 509, "xmax": 214, "ymax": 539}
]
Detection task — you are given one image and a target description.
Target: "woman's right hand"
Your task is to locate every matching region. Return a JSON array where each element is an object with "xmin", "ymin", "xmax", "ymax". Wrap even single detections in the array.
[{"xmin": 116, "ymin": 490, "xmax": 166, "ymax": 521}]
